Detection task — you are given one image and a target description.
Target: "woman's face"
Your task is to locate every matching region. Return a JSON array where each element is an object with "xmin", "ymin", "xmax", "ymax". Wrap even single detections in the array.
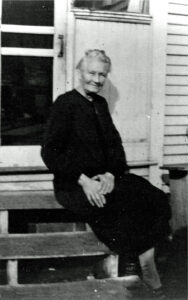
[{"xmin": 79, "ymin": 58, "xmax": 109, "ymax": 94}]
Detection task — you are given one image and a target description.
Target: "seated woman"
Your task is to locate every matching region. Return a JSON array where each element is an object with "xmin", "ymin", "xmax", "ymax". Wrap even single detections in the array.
[{"xmin": 41, "ymin": 49, "xmax": 171, "ymax": 299}]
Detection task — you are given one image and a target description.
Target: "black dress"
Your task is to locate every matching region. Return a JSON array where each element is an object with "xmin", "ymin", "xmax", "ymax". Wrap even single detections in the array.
[{"xmin": 41, "ymin": 90, "xmax": 171, "ymax": 256}]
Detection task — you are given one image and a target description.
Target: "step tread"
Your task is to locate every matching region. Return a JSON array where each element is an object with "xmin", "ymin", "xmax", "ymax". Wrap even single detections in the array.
[
  {"xmin": 0, "ymin": 279, "xmax": 130, "ymax": 300},
  {"xmin": 0, "ymin": 232, "xmax": 110, "ymax": 259}
]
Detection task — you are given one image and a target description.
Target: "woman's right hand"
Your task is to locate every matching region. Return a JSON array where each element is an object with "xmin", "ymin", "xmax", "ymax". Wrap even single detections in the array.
[{"xmin": 78, "ymin": 174, "xmax": 106, "ymax": 208}]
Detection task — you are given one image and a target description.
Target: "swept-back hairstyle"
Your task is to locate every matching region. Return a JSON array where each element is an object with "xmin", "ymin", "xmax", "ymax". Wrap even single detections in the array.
[{"xmin": 76, "ymin": 49, "xmax": 111, "ymax": 73}]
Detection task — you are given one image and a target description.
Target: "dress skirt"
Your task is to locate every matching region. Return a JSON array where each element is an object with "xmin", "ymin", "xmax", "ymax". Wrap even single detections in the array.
[{"xmin": 55, "ymin": 173, "xmax": 171, "ymax": 256}]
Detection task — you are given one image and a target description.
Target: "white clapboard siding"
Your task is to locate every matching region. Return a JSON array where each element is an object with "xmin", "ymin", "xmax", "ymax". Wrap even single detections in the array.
[
  {"xmin": 166, "ymin": 76, "xmax": 188, "ymax": 85},
  {"xmin": 165, "ymin": 125, "xmax": 188, "ymax": 135},
  {"xmin": 169, "ymin": 0, "xmax": 188, "ymax": 5},
  {"xmin": 164, "ymin": 145, "xmax": 188, "ymax": 155},
  {"xmin": 164, "ymin": 0, "xmax": 188, "ymax": 166},
  {"xmin": 166, "ymin": 66, "xmax": 188, "ymax": 75},
  {"xmin": 165, "ymin": 105, "xmax": 188, "ymax": 115},
  {"xmin": 166, "ymin": 96, "xmax": 188, "ymax": 105},
  {"xmin": 166, "ymin": 86, "xmax": 188, "ymax": 95},
  {"xmin": 167, "ymin": 24, "xmax": 188, "ymax": 35},
  {"xmin": 165, "ymin": 116, "xmax": 188, "ymax": 125},
  {"xmin": 164, "ymin": 135, "xmax": 188, "ymax": 145},
  {"xmin": 167, "ymin": 35, "xmax": 188, "ymax": 45},
  {"xmin": 167, "ymin": 45, "xmax": 188, "ymax": 56},
  {"xmin": 169, "ymin": 3, "xmax": 188, "ymax": 15},
  {"xmin": 168, "ymin": 14, "xmax": 188, "ymax": 25},
  {"xmin": 164, "ymin": 155, "xmax": 188, "ymax": 164},
  {"xmin": 167, "ymin": 55, "xmax": 188, "ymax": 65}
]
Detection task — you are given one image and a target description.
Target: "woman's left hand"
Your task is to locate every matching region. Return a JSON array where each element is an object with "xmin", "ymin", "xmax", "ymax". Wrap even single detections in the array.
[{"xmin": 92, "ymin": 172, "xmax": 115, "ymax": 194}]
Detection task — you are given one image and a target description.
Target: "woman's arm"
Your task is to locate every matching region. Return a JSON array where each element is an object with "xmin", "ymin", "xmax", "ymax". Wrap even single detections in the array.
[{"xmin": 41, "ymin": 96, "xmax": 83, "ymax": 181}]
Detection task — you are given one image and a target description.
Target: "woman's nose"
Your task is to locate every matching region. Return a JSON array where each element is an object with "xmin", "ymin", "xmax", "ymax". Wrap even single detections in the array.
[{"xmin": 93, "ymin": 74, "xmax": 100, "ymax": 83}]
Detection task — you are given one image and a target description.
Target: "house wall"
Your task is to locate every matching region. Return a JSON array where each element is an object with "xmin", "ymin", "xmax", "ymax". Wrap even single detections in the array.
[{"xmin": 164, "ymin": 0, "xmax": 188, "ymax": 165}]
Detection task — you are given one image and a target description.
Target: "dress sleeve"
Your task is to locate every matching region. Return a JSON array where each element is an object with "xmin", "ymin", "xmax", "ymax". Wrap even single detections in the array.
[{"xmin": 41, "ymin": 96, "xmax": 82, "ymax": 180}]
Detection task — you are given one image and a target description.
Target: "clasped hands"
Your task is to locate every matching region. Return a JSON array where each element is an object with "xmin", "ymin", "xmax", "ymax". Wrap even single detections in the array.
[{"xmin": 78, "ymin": 172, "xmax": 115, "ymax": 208}]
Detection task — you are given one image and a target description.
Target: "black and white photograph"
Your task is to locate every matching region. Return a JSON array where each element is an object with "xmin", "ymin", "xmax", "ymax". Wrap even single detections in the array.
[{"xmin": 0, "ymin": 0, "xmax": 187, "ymax": 299}]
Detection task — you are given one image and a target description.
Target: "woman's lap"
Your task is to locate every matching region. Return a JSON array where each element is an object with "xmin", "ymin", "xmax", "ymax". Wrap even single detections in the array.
[{"xmin": 55, "ymin": 173, "xmax": 171, "ymax": 254}]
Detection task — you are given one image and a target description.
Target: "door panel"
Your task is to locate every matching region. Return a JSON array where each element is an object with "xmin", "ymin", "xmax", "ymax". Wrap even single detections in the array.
[{"xmin": 74, "ymin": 18, "xmax": 152, "ymax": 161}]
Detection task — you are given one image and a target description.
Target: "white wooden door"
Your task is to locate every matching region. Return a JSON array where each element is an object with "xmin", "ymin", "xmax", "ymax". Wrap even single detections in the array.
[{"xmin": 0, "ymin": 0, "xmax": 67, "ymax": 167}]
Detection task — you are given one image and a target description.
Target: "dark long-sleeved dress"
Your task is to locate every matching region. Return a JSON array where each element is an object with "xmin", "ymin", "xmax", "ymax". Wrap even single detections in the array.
[{"xmin": 41, "ymin": 89, "xmax": 171, "ymax": 256}]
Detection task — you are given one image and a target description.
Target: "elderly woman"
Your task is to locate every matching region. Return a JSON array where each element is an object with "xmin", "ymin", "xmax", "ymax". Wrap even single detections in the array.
[{"xmin": 41, "ymin": 49, "xmax": 171, "ymax": 299}]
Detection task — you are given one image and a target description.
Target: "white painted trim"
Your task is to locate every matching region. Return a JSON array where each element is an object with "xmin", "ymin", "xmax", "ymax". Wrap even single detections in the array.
[
  {"xmin": 0, "ymin": 0, "xmax": 2, "ymax": 145},
  {"xmin": 1, "ymin": 47, "xmax": 54, "ymax": 57},
  {"xmin": 53, "ymin": 0, "xmax": 67, "ymax": 100},
  {"xmin": 72, "ymin": 9, "xmax": 152, "ymax": 24},
  {"xmin": 65, "ymin": 2, "xmax": 76, "ymax": 92},
  {"xmin": 149, "ymin": 0, "xmax": 168, "ymax": 187},
  {"xmin": 1, "ymin": 24, "xmax": 55, "ymax": 35}
]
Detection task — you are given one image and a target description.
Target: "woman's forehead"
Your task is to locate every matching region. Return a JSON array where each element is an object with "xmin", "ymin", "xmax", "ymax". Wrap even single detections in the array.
[{"xmin": 82, "ymin": 58, "xmax": 109, "ymax": 72}]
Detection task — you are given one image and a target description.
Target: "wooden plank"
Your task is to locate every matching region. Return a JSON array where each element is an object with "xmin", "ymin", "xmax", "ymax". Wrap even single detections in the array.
[
  {"xmin": 0, "ymin": 162, "xmax": 155, "ymax": 174},
  {"xmin": 166, "ymin": 76, "xmax": 188, "ymax": 85},
  {"xmin": 163, "ymin": 154, "xmax": 188, "ymax": 164},
  {"xmin": 169, "ymin": 174, "xmax": 188, "ymax": 232},
  {"xmin": 166, "ymin": 65, "xmax": 188, "ymax": 75},
  {"xmin": 0, "ymin": 191, "xmax": 62, "ymax": 210},
  {"xmin": 167, "ymin": 45, "xmax": 188, "ymax": 55},
  {"xmin": 169, "ymin": 3, "xmax": 188, "ymax": 15},
  {"xmin": 0, "ymin": 232, "xmax": 110, "ymax": 259},
  {"xmin": 167, "ymin": 55, "xmax": 188, "ymax": 65},
  {"xmin": 0, "ymin": 211, "xmax": 8, "ymax": 234},
  {"xmin": 165, "ymin": 115, "xmax": 188, "ymax": 125},
  {"xmin": 28, "ymin": 222, "xmax": 86, "ymax": 233},
  {"xmin": 0, "ymin": 174, "xmax": 53, "ymax": 183},
  {"xmin": 167, "ymin": 34, "xmax": 188, "ymax": 45},
  {"xmin": 0, "ymin": 166, "xmax": 48, "ymax": 175},
  {"xmin": 7, "ymin": 260, "xmax": 18, "ymax": 286},
  {"xmin": 166, "ymin": 95, "xmax": 188, "ymax": 105},
  {"xmin": 164, "ymin": 135, "xmax": 188, "ymax": 144},
  {"xmin": 169, "ymin": 0, "xmax": 188, "ymax": 5},
  {"xmin": 168, "ymin": 14, "xmax": 188, "ymax": 25},
  {"xmin": 0, "ymin": 280, "xmax": 129, "ymax": 300},
  {"xmin": 166, "ymin": 86, "xmax": 188, "ymax": 95},
  {"xmin": 164, "ymin": 145, "xmax": 188, "ymax": 155},
  {"xmin": 0, "ymin": 181, "xmax": 53, "ymax": 192},
  {"xmin": 167, "ymin": 24, "xmax": 188, "ymax": 35},
  {"xmin": 164, "ymin": 125, "xmax": 188, "ymax": 134},
  {"xmin": 165, "ymin": 105, "xmax": 188, "ymax": 114}
]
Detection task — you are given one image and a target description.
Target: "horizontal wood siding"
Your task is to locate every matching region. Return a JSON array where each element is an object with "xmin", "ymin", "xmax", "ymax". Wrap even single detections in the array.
[{"xmin": 164, "ymin": 0, "xmax": 188, "ymax": 165}]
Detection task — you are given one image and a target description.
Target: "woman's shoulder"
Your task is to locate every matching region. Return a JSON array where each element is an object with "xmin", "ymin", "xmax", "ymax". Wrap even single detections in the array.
[{"xmin": 53, "ymin": 90, "xmax": 79, "ymax": 110}]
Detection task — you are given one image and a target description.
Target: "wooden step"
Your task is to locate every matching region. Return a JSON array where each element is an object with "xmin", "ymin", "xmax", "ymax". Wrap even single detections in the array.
[
  {"xmin": 0, "ymin": 191, "xmax": 61, "ymax": 210},
  {"xmin": 0, "ymin": 232, "xmax": 110, "ymax": 259},
  {"xmin": 0, "ymin": 279, "xmax": 130, "ymax": 300}
]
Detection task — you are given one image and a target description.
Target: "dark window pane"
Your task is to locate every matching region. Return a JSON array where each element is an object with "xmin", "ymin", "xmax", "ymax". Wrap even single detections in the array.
[
  {"xmin": 2, "ymin": 0, "xmax": 54, "ymax": 26},
  {"xmin": 73, "ymin": 0, "xmax": 149, "ymax": 13},
  {"xmin": 2, "ymin": 33, "xmax": 53, "ymax": 49},
  {"xmin": 74, "ymin": 0, "xmax": 129, "ymax": 11},
  {"xmin": 1, "ymin": 56, "xmax": 53, "ymax": 145}
]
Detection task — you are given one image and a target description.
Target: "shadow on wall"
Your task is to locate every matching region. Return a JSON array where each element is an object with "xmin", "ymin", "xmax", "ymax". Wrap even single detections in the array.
[{"xmin": 100, "ymin": 78, "xmax": 119, "ymax": 115}]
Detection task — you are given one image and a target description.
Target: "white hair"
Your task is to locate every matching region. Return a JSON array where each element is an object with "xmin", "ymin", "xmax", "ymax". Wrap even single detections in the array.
[{"xmin": 76, "ymin": 49, "xmax": 111, "ymax": 73}]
